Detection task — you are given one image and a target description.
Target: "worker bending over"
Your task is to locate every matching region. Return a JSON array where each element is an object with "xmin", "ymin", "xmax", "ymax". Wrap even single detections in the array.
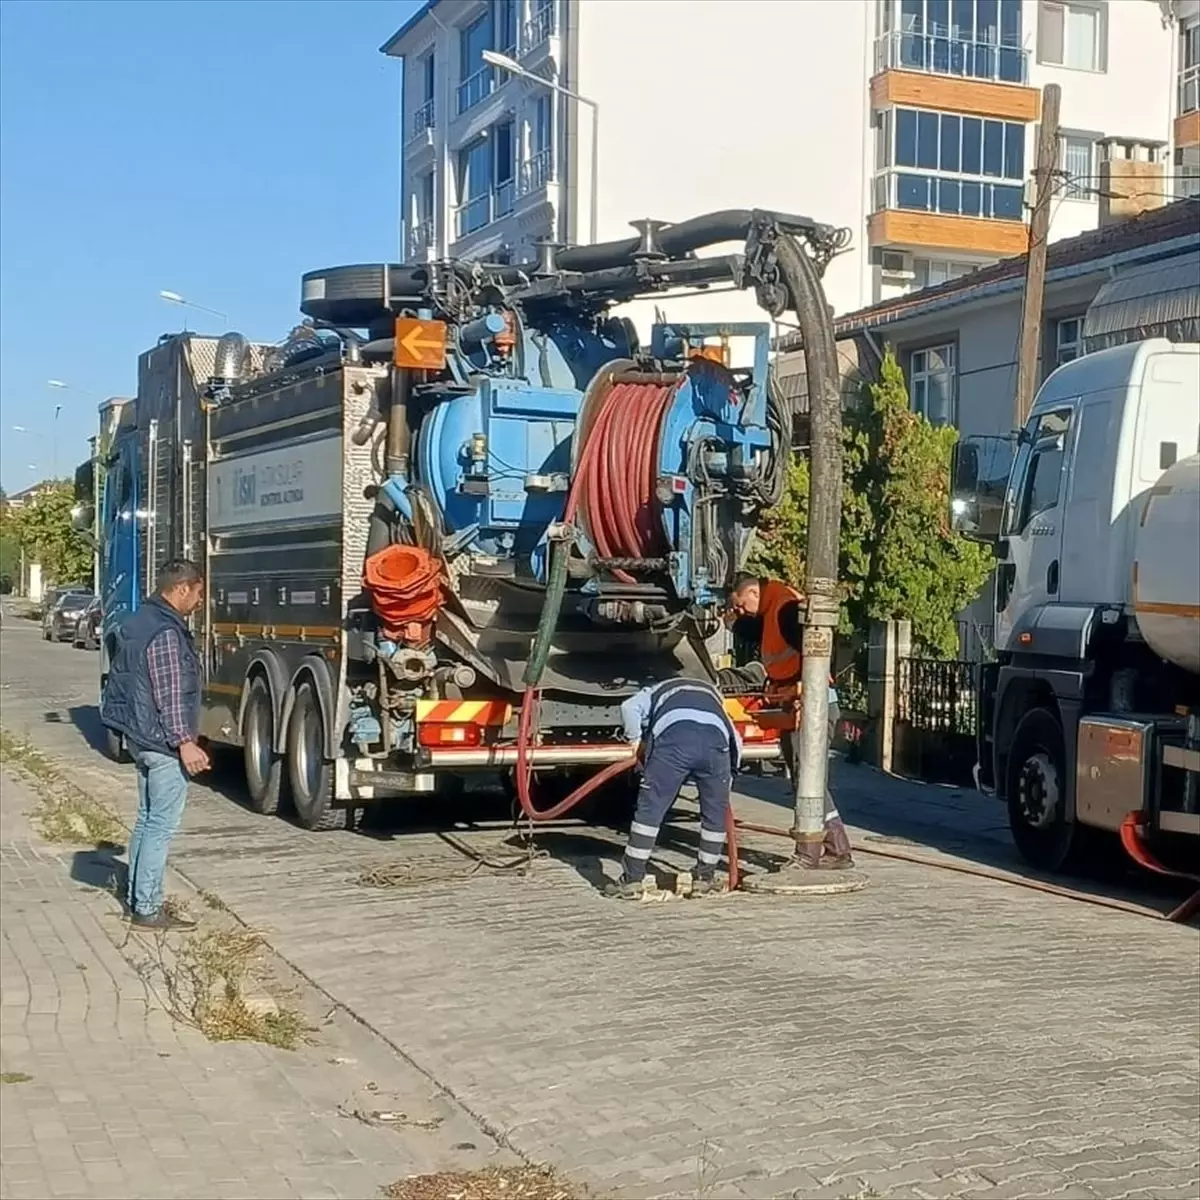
[
  {"xmin": 606, "ymin": 678, "xmax": 742, "ymax": 899},
  {"xmin": 727, "ymin": 573, "xmax": 854, "ymax": 870}
]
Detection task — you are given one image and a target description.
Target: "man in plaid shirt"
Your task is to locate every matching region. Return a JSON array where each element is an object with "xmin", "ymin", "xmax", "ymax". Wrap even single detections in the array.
[{"xmin": 102, "ymin": 560, "xmax": 210, "ymax": 930}]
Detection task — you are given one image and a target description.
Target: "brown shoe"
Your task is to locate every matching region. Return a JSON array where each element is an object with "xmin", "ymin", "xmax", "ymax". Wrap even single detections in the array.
[
  {"xmin": 822, "ymin": 816, "xmax": 854, "ymax": 860},
  {"xmin": 819, "ymin": 853, "xmax": 855, "ymax": 870}
]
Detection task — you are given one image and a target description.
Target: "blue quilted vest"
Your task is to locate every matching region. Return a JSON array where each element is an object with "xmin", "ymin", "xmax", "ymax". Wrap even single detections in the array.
[{"xmin": 101, "ymin": 596, "xmax": 201, "ymax": 755}]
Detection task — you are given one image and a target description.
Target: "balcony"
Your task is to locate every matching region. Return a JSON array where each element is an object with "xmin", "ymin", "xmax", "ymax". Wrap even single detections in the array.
[
  {"xmin": 875, "ymin": 29, "xmax": 1028, "ymax": 85},
  {"xmin": 409, "ymin": 217, "xmax": 435, "ymax": 257},
  {"xmin": 522, "ymin": 4, "xmax": 556, "ymax": 55},
  {"xmin": 453, "ymin": 182, "xmax": 516, "ymax": 240},
  {"xmin": 410, "ymin": 100, "xmax": 435, "ymax": 140},
  {"xmin": 519, "ymin": 147, "xmax": 554, "ymax": 195},
  {"xmin": 456, "ymin": 65, "xmax": 495, "ymax": 116}
]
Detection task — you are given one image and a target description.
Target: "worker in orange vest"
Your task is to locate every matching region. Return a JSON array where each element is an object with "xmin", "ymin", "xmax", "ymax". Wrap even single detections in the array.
[{"xmin": 725, "ymin": 572, "xmax": 854, "ymax": 869}]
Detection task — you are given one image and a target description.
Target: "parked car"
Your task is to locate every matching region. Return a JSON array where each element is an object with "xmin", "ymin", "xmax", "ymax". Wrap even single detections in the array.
[
  {"xmin": 42, "ymin": 589, "xmax": 93, "ymax": 642},
  {"xmin": 72, "ymin": 595, "xmax": 101, "ymax": 650},
  {"xmin": 39, "ymin": 582, "xmax": 89, "ymax": 618}
]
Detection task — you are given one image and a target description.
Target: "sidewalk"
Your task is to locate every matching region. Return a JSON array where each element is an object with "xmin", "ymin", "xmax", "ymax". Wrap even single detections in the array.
[{"xmin": 0, "ymin": 766, "xmax": 513, "ymax": 1200}]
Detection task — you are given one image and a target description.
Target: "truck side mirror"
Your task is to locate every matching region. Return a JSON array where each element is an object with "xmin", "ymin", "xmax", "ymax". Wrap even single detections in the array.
[
  {"xmin": 70, "ymin": 502, "xmax": 94, "ymax": 534},
  {"xmin": 950, "ymin": 434, "xmax": 1016, "ymax": 543}
]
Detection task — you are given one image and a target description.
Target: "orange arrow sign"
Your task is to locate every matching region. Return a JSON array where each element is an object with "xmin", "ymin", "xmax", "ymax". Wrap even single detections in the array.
[{"xmin": 394, "ymin": 317, "xmax": 448, "ymax": 370}]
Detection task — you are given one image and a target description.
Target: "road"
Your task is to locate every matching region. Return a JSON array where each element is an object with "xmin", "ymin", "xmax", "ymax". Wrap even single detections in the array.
[{"xmin": 1, "ymin": 607, "xmax": 1198, "ymax": 1200}]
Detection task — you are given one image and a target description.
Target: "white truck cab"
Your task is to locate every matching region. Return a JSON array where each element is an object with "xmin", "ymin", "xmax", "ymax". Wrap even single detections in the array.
[{"xmin": 952, "ymin": 340, "xmax": 1200, "ymax": 872}]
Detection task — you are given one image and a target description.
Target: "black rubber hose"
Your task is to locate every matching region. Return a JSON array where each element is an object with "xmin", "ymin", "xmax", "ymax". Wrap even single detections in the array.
[
  {"xmin": 535, "ymin": 208, "xmax": 827, "ymax": 275},
  {"xmin": 366, "ymin": 488, "xmax": 398, "ymax": 559}
]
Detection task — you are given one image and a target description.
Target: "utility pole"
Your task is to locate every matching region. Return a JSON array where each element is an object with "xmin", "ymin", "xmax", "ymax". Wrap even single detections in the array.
[{"xmin": 1014, "ymin": 83, "xmax": 1061, "ymax": 429}]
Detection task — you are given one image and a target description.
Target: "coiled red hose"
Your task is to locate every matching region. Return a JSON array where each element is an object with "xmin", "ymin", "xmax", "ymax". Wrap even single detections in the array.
[{"xmin": 574, "ymin": 380, "xmax": 676, "ymax": 583}]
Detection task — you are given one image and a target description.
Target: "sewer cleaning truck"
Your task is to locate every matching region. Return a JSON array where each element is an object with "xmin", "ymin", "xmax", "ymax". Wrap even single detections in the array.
[
  {"xmin": 950, "ymin": 339, "xmax": 1200, "ymax": 874},
  {"xmin": 75, "ymin": 210, "xmax": 849, "ymax": 830}
]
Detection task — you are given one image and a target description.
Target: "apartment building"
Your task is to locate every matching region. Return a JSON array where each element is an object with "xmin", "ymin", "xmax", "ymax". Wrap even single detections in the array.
[{"xmin": 384, "ymin": 1, "xmax": 1180, "ymax": 325}]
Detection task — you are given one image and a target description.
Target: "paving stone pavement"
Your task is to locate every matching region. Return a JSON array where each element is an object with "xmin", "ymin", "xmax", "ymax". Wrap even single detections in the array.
[
  {"xmin": 0, "ymin": 766, "xmax": 514, "ymax": 1200},
  {"xmin": 2, "ymin": 609, "xmax": 1199, "ymax": 1200}
]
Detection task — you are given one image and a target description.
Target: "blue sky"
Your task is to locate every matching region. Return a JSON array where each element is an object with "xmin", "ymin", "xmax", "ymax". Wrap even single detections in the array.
[{"xmin": 0, "ymin": 0, "xmax": 419, "ymax": 492}]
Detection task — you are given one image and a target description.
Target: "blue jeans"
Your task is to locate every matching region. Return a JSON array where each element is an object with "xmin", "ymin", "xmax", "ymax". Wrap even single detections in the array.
[{"xmin": 126, "ymin": 745, "xmax": 189, "ymax": 916}]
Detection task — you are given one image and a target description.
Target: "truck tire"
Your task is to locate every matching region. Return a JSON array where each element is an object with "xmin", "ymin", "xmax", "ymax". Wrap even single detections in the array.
[
  {"xmin": 1006, "ymin": 706, "xmax": 1077, "ymax": 872},
  {"xmin": 242, "ymin": 675, "xmax": 285, "ymax": 816},
  {"xmin": 286, "ymin": 679, "xmax": 342, "ymax": 831}
]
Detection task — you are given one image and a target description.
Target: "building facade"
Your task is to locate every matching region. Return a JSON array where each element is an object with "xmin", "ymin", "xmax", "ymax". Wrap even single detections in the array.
[{"xmin": 385, "ymin": 0, "xmax": 1182, "ymax": 326}]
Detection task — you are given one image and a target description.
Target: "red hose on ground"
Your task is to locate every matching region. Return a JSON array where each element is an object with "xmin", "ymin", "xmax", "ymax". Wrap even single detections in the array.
[
  {"xmin": 1119, "ymin": 812, "xmax": 1200, "ymax": 923},
  {"xmin": 735, "ymin": 815, "xmax": 1198, "ymax": 921}
]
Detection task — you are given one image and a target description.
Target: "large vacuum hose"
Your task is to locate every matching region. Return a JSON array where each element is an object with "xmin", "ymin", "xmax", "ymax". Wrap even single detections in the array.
[{"xmin": 511, "ymin": 225, "xmax": 838, "ymax": 894}]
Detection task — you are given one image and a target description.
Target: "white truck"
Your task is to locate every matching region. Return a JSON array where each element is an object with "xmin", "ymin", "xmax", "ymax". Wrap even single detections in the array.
[{"xmin": 951, "ymin": 339, "xmax": 1200, "ymax": 872}]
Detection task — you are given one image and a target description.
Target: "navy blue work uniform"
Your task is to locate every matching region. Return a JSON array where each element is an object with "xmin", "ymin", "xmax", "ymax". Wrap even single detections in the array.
[{"xmin": 616, "ymin": 678, "xmax": 742, "ymax": 885}]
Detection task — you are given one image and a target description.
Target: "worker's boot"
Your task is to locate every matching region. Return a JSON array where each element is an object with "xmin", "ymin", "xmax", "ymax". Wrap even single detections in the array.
[
  {"xmin": 603, "ymin": 874, "xmax": 648, "ymax": 900},
  {"xmin": 793, "ymin": 842, "xmax": 823, "ymax": 871},
  {"xmin": 690, "ymin": 873, "xmax": 721, "ymax": 897},
  {"xmin": 820, "ymin": 817, "xmax": 855, "ymax": 869}
]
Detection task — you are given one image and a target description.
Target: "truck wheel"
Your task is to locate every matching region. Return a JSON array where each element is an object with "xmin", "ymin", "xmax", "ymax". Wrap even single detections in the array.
[
  {"xmin": 286, "ymin": 679, "xmax": 341, "ymax": 831},
  {"xmin": 1006, "ymin": 707, "xmax": 1076, "ymax": 872},
  {"xmin": 242, "ymin": 675, "xmax": 285, "ymax": 816}
]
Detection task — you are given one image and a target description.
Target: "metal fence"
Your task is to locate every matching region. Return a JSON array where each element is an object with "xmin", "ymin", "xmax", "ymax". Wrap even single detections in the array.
[{"xmin": 894, "ymin": 656, "xmax": 980, "ymax": 785}]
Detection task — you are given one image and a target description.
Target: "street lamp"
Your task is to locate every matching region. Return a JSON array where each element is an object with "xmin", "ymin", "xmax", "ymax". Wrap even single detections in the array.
[
  {"xmin": 482, "ymin": 50, "xmax": 600, "ymax": 246},
  {"xmin": 47, "ymin": 379, "xmax": 94, "ymax": 396},
  {"xmin": 13, "ymin": 413, "xmax": 61, "ymax": 478},
  {"xmin": 159, "ymin": 290, "xmax": 229, "ymax": 328}
]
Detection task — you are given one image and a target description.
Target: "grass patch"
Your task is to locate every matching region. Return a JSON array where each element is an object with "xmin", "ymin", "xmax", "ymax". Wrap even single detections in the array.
[
  {"xmin": 198, "ymin": 889, "xmax": 229, "ymax": 912},
  {"xmin": 138, "ymin": 926, "xmax": 312, "ymax": 1051},
  {"xmin": 0, "ymin": 729, "xmax": 125, "ymax": 846},
  {"xmin": 383, "ymin": 1166, "xmax": 578, "ymax": 1200},
  {"xmin": 1, "ymin": 1072, "xmax": 33, "ymax": 1085}
]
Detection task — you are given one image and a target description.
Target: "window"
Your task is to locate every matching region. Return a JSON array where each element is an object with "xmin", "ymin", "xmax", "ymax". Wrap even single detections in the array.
[
  {"xmin": 1037, "ymin": 2, "xmax": 1106, "ymax": 73},
  {"xmin": 460, "ymin": 13, "xmax": 490, "ymax": 78},
  {"xmin": 1015, "ymin": 410, "xmax": 1071, "ymax": 533},
  {"xmin": 413, "ymin": 54, "xmax": 436, "ymax": 136},
  {"xmin": 908, "ymin": 343, "xmax": 956, "ymax": 426},
  {"xmin": 1180, "ymin": 19, "xmax": 1200, "ymax": 115},
  {"xmin": 457, "ymin": 13, "xmax": 494, "ymax": 113},
  {"xmin": 1059, "ymin": 134, "xmax": 1095, "ymax": 199},
  {"xmin": 523, "ymin": 95, "xmax": 553, "ymax": 193},
  {"xmin": 913, "ymin": 258, "xmax": 981, "ymax": 288},
  {"xmin": 493, "ymin": 120, "xmax": 514, "ymax": 216},
  {"xmin": 456, "ymin": 137, "xmax": 492, "ymax": 236},
  {"xmin": 534, "ymin": 95, "xmax": 551, "ymax": 152},
  {"xmin": 494, "ymin": 0, "xmax": 517, "ymax": 55},
  {"xmin": 885, "ymin": 0, "xmax": 1026, "ymax": 82},
  {"xmin": 1054, "ymin": 317, "xmax": 1082, "ymax": 366},
  {"xmin": 1176, "ymin": 145, "xmax": 1200, "ymax": 200},
  {"xmin": 884, "ymin": 106, "xmax": 1026, "ymax": 221},
  {"xmin": 419, "ymin": 171, "xmax": 435, "ymax": 219}
]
